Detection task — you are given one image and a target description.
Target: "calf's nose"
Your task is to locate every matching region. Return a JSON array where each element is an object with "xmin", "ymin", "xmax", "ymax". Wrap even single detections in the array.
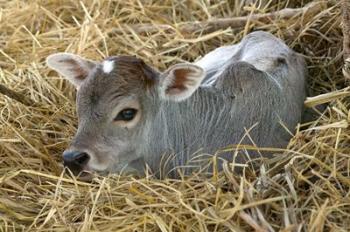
[{"xmin": 63, "ymin": 150, "xmax": 90, "ymax": 174}]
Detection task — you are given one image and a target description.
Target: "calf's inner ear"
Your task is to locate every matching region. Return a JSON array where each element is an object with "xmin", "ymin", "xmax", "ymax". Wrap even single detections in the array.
[
  {"xmin": 46, "ymin": 53, "xmax": 97, "ymax": 88},
  {"xmin": 159, "ymin": 63, "xmax": 205, "ymax": 102}
]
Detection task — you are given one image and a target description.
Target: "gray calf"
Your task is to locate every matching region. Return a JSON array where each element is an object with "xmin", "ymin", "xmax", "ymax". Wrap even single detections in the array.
[{"xmin": 47, "ymin": 31, "xmax": 306, "ymax": 179}]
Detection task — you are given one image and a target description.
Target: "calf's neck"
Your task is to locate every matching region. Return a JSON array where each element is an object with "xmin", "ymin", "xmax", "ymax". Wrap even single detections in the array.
[{"xmin": 47, "ymin": 31, "xmax": 307, "ymax": 178}]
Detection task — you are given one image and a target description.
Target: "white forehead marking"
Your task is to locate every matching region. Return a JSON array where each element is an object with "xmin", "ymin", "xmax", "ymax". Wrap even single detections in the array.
[{"xmin": 103, "ymin": 60, "xmax": 114, "ymax": 73}]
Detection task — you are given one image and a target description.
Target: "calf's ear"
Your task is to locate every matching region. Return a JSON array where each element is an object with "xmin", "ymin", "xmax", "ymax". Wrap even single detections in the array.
[
  {"xmin": 46, "ymin": 53, "xmax": 96, "ymax": 89},
  {"xmin": 159, "ymin": 63, "xmax": 205, "ymax": 102}
]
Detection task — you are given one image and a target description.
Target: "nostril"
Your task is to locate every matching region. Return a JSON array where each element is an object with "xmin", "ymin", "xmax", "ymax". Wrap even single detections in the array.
[
  {"xmin": 63, "ymin": 151, "xmax": 90, "ymax": 168},
  {"xmin": 74, "ymin": 152, "xmax": 90, "ymax": 166}
]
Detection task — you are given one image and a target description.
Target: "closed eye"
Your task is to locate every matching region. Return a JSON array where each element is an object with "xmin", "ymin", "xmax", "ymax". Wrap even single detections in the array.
[{"xmin": 114, "ymin": 108, "xmax": 138, "ymax": 121}]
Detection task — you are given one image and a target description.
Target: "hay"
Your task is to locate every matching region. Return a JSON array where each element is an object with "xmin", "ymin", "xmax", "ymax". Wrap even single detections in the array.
[{"xmin": 0, "ymin": 0, "xmax": 349, "ymax": 231}]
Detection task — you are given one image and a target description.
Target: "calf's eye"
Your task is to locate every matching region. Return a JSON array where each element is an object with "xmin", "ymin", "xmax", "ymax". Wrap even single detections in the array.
[{"xmin": 114, "ymin": 108, "xmax": 138, "ymax": 121}]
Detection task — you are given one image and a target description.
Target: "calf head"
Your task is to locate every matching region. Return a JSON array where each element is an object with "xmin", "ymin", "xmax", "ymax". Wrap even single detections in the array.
[{"xmin": 47, "ymin": 53, "xmax": 205, "ymax": 179}]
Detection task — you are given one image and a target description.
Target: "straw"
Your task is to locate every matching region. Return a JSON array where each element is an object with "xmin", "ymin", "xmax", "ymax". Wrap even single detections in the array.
[{"xmin": 0, "ymin": 0, "xmax": 349, "ymax": 231}]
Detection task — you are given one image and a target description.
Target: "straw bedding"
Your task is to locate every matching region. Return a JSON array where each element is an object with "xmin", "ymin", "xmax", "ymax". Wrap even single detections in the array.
[{"xmin": 0, "ymin": 0, "xmax": 349, "ymax": 231}]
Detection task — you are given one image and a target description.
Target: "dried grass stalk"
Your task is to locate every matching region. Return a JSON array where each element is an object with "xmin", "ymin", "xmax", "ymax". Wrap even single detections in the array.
[
  {"xmin": 0, "ymin": 84, "xmax": 35, "ymax": 106},
  {"xmin": 342, "ymin": 0, "xmax": 350, "ymax": 80},
  {"xmin": 123, "ymin": 1, "xmax": 326, "ymax": 35}
]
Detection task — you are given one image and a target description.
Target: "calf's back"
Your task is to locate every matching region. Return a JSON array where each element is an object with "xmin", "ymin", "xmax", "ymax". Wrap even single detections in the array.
[{"xmin": 143, "ymin": 31, "xmax": 306, "ymax": 174}]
